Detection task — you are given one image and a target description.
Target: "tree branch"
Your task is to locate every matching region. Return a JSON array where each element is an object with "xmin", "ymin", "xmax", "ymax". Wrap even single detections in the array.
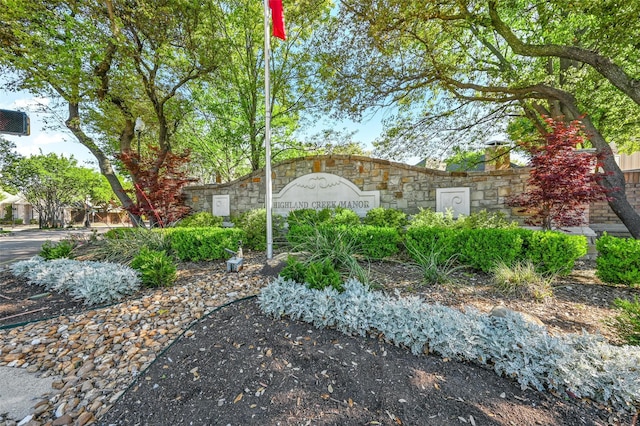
[{"xmin": 487, "ymin": 0, "xmax": 640, "ymax": 106}]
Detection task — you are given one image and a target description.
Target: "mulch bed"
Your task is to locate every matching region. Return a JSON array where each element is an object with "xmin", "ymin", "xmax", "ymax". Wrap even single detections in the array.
[
  {"xmin": 0, "ymin": 271, "xmax": 89, "ymax": 327},
  {"xmin": 101, "ymin": 298, "xmax": 615, "ymax": 426}
]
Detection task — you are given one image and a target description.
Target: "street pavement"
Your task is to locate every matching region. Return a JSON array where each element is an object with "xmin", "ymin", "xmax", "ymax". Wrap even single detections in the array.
[{"xmin": 0, "ymin": 226, "xmax": 105, "ymax": 267}]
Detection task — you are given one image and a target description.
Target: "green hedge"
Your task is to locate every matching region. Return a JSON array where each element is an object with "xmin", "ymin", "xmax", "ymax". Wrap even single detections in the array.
[
  {"xmin": 287, "ymin": 207, "xmax": 360, "ymax": 227},
  {"xmin": 0, "ymin": 218, "xmax": 23, "ymax": 225},
  {"xmin": 404, "ymin": 227, "xmax": 462, "ymax": 265},
  {"xmin": 232, "ymin": 208, "xmax": 286, "ymax": 251},
  {"xmin": 174, "ymin": 212, "xmax": 222, "ymax": 228},
  {"xmin": 103, "ymin": 227, "xmax": 138, "ymax": 239},
  {"xmin": 286, "ymin": 223, "xmax": 400, "ymax": 259},
  {"xmin": 406, "ymin": 226, "xmax": 586, "ymax": 275},
  {"xmin": 519, "ymin": 230, "xmax": 587, "ymax": 275},
  {"xmin": 405, "ymin": 227, "xmax": 522, "ymax": 272},
  {"xmin": 457, "ymin": 228, "xmax": 523, "ymax": 272},
  {"xmin": 168, "ymin": 227, "xmax": 245, "ymax": 261},
  {"xmin": 286, "ymin": 224, "xmax": 316, "ymax": 246},
  {"xmin": 351, "ymin": 225, "xmax": 401, "ymax": 259},
  {"xmin": 596, "ymin": 234, "xmax": 640, "ymax": 286},
  {"xmin": 363, "ymin": 207, "xmax": 407, "ymax": 230}
]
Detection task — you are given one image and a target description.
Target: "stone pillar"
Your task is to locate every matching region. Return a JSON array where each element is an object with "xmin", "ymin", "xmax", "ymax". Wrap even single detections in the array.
[{"xmin": 485, "ymin": 141, "xmax": 510, "ymax": 171}]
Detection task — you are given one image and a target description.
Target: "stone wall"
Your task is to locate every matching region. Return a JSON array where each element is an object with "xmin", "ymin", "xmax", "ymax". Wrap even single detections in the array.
[
  {"xmin": 589, "ymin": 171, "xmax": 640, "ymax": 224},
  {"xmin": 184, "ymin": 155, "xmax": 530, "ymax": 221},
  {"xmin": 183, "ymin": 155, "xmax": 640, "ymax": 227}
]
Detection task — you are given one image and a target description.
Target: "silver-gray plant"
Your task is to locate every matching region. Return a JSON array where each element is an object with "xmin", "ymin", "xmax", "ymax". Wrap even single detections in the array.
[
  {"xmin": 10, "ymin": 256, "xmax": 140, "ymax": 305},
  {"xmin": 258, "ymin": 277, "xmax": 640, "ymax": 413}
]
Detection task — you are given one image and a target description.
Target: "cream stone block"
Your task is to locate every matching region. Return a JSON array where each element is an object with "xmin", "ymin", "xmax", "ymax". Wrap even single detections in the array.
[
  {"xmin": 436, "ymin": 187, "xmax": 470, "ymax": 218},
  {"xmin": 212, "ymin": 195, "xmax": 230, "ymax": 217}
]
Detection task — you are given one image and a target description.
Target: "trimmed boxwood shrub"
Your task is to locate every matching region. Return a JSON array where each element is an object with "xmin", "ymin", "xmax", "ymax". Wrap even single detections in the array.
[
  {"xmin": 287, "ymin": 207, "xmax": 360, "ymax": 228},
  {"xmin": 519, "ymin": 230, "xmax": 587, "ymax": 276},
  {"xmin": 286, "ymin": 223, "xmax": 316, "ymax": 246},
  {"xmin": 363, "ymin": 207, "xmax": 408, "ymax": 230},
  {"xmin": 286, "ymin": 223, "xmax": 400, "ymax": 260},
  {"xmin": 457, "ymin": 228, "xmax": 523, "ymax": 272},
  {"xmin": 406, "ymin": 226, "xmax": 586, "ymax": 275},
  {"xmin": 232, "ymin": 208, "xmax": 286, "ymax": 251},
  {"xmin": 332, "ymin": 207, "xmax": 361, "ymax": 226},
  {"xmin": 596, "ymin": 233, "xmax": 640, "ymax": 286},
  {"xmin": 287, "ymin": 208, "xmax": 332, "ymax": 227},
  {"xmin": 174, "ymin": 212, "xmax": 222, "ymax": 228},
  {"xmin": 351, "ymin": 225, "xmax": 401, "ymax": 259},
  {"xmin": 168, "ymin": 227, "xmax": 245, "ymax": 261},
  {"xmin": 404, "ymin": 227, "xmax": 462, "ymax": 265}
]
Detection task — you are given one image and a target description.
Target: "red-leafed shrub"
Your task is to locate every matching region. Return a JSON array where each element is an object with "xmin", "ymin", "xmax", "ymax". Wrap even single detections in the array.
[
  {"xmin": 508, "ymin": 117, "xmax": 610, "ymax": 230},
  {"xmin": 119, "ymin": 147, "xmax": 195, "ymax": 227}
]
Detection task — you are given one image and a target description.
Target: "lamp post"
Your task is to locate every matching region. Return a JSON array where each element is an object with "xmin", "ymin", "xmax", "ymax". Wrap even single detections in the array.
[
  {"xmin": 84, "ymin": 195, "xmax": 91, "ymax": 228},
  {"xmin": 134, "ymin": 117, "xmax": 145, "ymax": 157}
]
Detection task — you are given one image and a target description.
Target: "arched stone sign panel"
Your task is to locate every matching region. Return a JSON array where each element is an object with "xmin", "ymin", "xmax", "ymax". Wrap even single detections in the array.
[{"xmin": 273, "ymin": 172, "xmax": 380, "ymax": 216}]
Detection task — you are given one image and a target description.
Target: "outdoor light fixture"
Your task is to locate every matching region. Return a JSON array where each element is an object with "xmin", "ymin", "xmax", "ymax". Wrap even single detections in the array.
[{"xmin": 134, "ymin": 117, "xmax": 145, "ymax": 156}]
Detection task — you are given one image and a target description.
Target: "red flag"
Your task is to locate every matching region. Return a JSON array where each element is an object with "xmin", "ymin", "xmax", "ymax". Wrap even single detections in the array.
[{"xmin": 269, "ymin": 0, "xmax": 286, "ymax": 40}]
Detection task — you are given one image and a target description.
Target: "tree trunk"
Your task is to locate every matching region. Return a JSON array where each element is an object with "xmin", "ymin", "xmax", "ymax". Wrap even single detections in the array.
[
  {"xmin": 544, "ymin": 90, "xmax": 640, "ymax": 238},
  {"xmin": 580, "ymin": 116, "xmax": 640, "ymax": 239},
  {"xmin": 64, "ymin": 102, "xmax": 144, "ymax": 227}
]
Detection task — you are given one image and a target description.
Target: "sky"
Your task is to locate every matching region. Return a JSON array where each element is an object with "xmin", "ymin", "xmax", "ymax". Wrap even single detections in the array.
[
  {"xmin": 0, "ymin": 87, "xmax": 391, "ymax": 170},
  {"xmin": 0, "ymin": 89, "xmax": 98, "ymax": 168}
]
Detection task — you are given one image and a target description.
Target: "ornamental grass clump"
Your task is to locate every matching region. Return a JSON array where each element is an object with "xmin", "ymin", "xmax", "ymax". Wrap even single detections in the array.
[
  {"xmin": 404, "ymin": 237, "xmax": 462, "ymax": 286},
  {"xmin": 258, "ymin": 277, "xmax": 640, "ymax": 413},
  {"xmin": 492, "ymin": 260, "xmax": 553, "ymax": 302},
  {"xmin": 10, "ymin": 257, "xmax": 140, "ymax": 305},
  {"xmin": 84, "ymin": 227, "xmax": 171, "ymax": 264},
  {"xmin": 289, "ymin": 226, "xmax": 369, "ymax": 284}
]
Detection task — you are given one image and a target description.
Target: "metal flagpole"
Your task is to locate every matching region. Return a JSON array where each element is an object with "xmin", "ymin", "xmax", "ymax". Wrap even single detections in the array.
[{"xmin": 264, "ymin": 0, "xmax": 274, "ymax": 260}]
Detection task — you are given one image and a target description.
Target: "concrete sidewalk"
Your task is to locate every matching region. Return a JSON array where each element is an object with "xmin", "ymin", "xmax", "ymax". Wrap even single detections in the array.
[{"xmin": 0, "ymin": 366, "xmax": 59, "ymax": 423}]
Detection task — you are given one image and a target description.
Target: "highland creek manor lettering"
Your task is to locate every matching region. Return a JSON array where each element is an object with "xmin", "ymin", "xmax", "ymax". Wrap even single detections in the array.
[{"xmin": 273, "ymin": 200, "xmax": 371, "ymax": 209}]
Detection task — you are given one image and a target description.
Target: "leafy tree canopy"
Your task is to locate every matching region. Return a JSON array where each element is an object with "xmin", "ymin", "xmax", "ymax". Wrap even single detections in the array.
[
  {"xmin": 7, "ymin": 152, "xmax": 113, "ymax": 227},
  {"xmin": 177, "ymin": 0, "xmax": 334, "ymax": 182},
  {"xmin": 319, "ymin": 0, "xmax": 640, "ymax": 237},
  {"xmin": 0, "ymin": 137, "xmax": 23, "ymax": 194},
  {"xmin": 320, "ymin": 0, "xmax": 640, "ymax": 158}
]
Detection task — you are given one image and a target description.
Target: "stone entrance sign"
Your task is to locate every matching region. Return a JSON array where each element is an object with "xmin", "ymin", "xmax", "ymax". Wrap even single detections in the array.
[
  {"xmin": 436, "ymin": 187, "xmax": 470, "ymax": 218},
  {"xmin": 273, "ymin": 172, "xmax": 380, "ymax": 216}
]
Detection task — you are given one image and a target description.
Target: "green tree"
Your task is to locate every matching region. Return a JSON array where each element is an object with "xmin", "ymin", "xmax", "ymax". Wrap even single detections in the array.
[
  {"xmin": 72, "ymin": 166, "xmax": 120, "ymax": 225},
  {"xmin": 0, "ymin": 137, "xmax": 22, "ymax": 193},
  {"xmin": 0, "ymin": 0, "xmax": 225, "ymax": 225},
  {"xmin": 178, "ymin": 0, "xmax": 333, "ymax": 181},
  {"xmin": 321, "ymin": 0, "xmax": 640, "ymax": 238},
  {"xmin": 8, "ymin": 153, "xmax": 95, "ymax": 227},
  {"xmin": 444, "ymin": 147, "xmax": 485, "ymax": 172}
]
